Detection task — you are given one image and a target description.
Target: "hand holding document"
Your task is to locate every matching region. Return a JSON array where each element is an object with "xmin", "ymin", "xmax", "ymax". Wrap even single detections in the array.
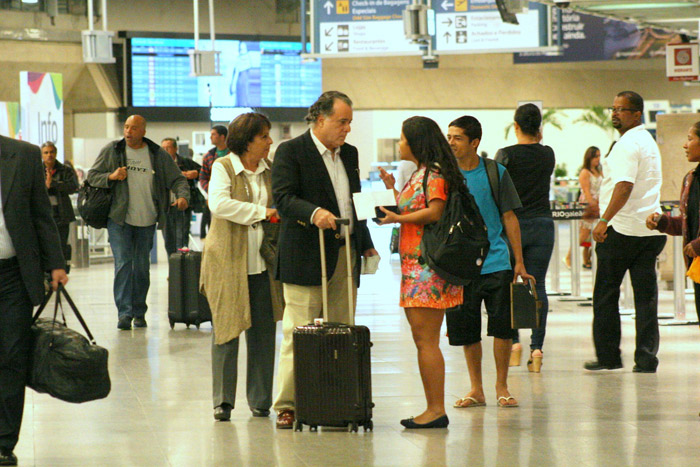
[{"xmin": 352, "ymin": 190, "xmax": 397, "ymax": 222}]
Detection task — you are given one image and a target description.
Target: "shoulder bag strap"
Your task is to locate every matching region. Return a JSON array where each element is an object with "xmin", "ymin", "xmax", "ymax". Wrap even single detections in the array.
[
  {"xmin": 422, "ymin": 167, "xmax": 431, "ymax": 209},
  {"xmin": 483, "ymin": 157, "xmax": 501, "ymax": 215}
]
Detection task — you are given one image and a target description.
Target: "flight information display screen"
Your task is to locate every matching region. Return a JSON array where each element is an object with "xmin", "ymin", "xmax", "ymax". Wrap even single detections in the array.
[{"xmin": 129, "ymin": 37, "xmax": 322, "ymax": 108}]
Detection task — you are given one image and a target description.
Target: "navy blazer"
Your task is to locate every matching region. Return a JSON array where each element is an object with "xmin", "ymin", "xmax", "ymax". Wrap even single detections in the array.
[
  {"xmin": 0, "ymin": 136, "xmax": 65, "ymax": 305},
  {"xmin": 272, "ymin": 130, "xmax": 374, "ymax": 286}
]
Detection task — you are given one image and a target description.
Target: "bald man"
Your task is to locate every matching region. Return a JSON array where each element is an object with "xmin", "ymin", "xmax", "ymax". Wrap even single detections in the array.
[{"xmin": 88, "ymin": 115, "xmax": 190, "ymax": 330}]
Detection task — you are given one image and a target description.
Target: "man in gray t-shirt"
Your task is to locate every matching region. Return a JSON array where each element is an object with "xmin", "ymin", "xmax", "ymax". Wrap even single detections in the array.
[{"xmin": 87, "ymin": 115, "xmax": 189, "ymax": 330}]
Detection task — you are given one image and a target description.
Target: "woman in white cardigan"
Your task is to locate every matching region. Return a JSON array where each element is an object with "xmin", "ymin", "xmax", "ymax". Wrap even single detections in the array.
[{"xmin": 200, "ymin": 112, "xmax": 284, "ymax": 422}]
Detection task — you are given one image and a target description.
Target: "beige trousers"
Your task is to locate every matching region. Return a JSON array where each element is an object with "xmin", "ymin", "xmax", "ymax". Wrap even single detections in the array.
[{"xmin": 272, "ymin": 245, "xmax": 357, "ymax": 412}]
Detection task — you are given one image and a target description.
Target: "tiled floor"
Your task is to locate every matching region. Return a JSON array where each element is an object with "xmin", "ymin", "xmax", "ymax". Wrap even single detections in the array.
[{"xmin": 15, "ymin": 223, "xmax": 700, "ymax": 466}]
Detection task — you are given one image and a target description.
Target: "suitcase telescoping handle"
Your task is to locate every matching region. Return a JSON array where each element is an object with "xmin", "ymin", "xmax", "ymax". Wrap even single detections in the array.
[{"xmin": 318, "ymin": 218, "xmax": 352, "ymax": 323}]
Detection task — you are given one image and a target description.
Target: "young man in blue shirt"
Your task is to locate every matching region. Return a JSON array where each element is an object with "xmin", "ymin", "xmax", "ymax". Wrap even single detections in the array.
[{"xmin": 446, "ymin": 116, "xmax": 533, "ymax": 408}]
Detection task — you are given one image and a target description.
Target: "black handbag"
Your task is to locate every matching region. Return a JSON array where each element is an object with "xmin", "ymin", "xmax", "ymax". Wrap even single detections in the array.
[
  {"xmin": 259, "ymin": 220, "xmax": 280, "ymax": 266},
  {"xmin": 77, "ymin": 180, "xmax": 112, "ymax": 229},
  {"xmin": 28, "ymin": 285, "xmax": 111, "ymax": 403}
]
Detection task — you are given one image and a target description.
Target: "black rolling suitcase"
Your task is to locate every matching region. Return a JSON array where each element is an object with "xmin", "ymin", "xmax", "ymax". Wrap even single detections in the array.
[
  {"xmin": 293, "ymin": 219, "xmax": 374, "ymax": 432},
  {"xmin": 168, "ymin": 239, "xmax": 212, "ymax": 329}
]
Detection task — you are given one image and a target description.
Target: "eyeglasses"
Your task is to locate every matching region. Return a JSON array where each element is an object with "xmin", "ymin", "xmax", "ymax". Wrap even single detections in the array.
[{"xmin": 608, "ymin": 107, "xmax": 638, "ymax": 114}]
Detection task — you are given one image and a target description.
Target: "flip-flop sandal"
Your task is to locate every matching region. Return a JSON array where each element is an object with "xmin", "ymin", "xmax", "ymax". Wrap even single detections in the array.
[
  {"xmin": 497, "ymin": 396, "xmax": 519, "ymax": 408},
  {"xmin": 454, "ymin": 396, "xmax": 486, "ymax": 408}
]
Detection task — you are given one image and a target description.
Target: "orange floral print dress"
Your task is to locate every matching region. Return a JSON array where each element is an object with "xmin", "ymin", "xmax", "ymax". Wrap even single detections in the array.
[{"xmin": 398, "ymin": 166, "xmax": 463, "ymax": 309}]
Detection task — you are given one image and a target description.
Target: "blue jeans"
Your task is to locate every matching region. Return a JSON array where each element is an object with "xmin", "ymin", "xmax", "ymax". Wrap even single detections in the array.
[
  {"xmin": 107, "ymin": 220, "xmax": 156, "ymax": 320},
  {"xmin": 512, "ymin": 217, "xmax": 554, "ymax": 350}
]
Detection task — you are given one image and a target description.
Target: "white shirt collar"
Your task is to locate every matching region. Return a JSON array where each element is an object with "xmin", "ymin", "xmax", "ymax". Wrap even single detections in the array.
[
  {"xmin": 310, "ymin": 129, "xmax": 340, "ymax": 158},
  {"xmin": 618, "ymin": 123, "xmax": 645, "ymax": 140},
  {"xmin": 231, "ymin": 154, "xmax": 269, "ymax": 176}
]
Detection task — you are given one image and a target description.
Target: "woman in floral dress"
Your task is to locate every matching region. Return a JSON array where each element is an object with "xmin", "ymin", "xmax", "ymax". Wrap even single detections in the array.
[{"xmin": 378, "ymin": 116, "xmax": 468, "ymax": 429}]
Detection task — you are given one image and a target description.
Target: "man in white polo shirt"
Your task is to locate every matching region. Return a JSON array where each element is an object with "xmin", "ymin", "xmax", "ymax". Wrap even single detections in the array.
[{"xmin": 585, "ymin": 91, "xmax": 667, "ymax": 373}]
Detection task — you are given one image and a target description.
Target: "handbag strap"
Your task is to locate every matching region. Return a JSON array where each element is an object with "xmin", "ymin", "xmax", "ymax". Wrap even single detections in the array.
[{"xmin": 33, "ymin": 284, "xmax": 98, "ymax": 345}]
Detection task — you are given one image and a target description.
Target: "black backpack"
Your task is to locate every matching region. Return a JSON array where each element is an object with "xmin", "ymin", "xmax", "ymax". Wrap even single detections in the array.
[
  {"xmin": 419, "ymin": 165, "xmax": 492, "ymax": 285},
  {"xmin": 77, "ymin": 181, "xmax": 112, "ymax": 229}
]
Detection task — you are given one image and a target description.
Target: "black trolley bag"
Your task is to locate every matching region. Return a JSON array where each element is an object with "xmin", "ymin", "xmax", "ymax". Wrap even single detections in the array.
[
  {"xmin": 168, "ymin": 236, "xmax": 212, "ymax": 329},
  {"xmin": 293, "ymin": 218, "xmax": 374, "ymax": 432}
]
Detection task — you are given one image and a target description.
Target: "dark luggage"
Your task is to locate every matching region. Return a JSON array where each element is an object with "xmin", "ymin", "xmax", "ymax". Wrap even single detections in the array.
[
  {"xmin": 293, "ymin": 219, "xmax": 374, "ymax": 432},
  {"xmin": 168, "ymin": 246, "xmax": 212, "ymax": 329}
]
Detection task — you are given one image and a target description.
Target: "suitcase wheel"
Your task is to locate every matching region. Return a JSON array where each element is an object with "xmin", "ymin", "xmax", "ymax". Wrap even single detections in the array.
[
  {"xmin": 186, "ymin": 324, "xmax": 190, "ymax": 329},
  {"xmin": 169, "ymin": 318, "xmax": 175, "ymax": 329},
  {"xmin": 349, "ymin": 422, "xmax": 358, "ymax": 433},
  {"xmin": 294, "ymin": 421, "xmax": 303, "ymax": 432},
  {"xmin": 310, "ymin": 425, "xmax": 318, "ymax": 432},
  {"xmin": 195, "ymin": 320, "xmax": 201, "ymax": 329},
  {"xmin": 364, "ymin": 421, "xmax": 373, "ymax": 432}
]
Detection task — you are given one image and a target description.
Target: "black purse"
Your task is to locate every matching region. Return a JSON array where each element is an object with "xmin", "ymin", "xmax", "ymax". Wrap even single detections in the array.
[
  {"xmin": 28, "ymin": 285, "xmax": 111, "ymax": 403},
  {"xmin": 259, "ymin": 220, "xmax": 280, "ymax": 266}
]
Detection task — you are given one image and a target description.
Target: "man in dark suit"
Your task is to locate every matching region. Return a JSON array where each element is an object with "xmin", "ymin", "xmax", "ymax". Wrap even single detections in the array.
[
  {"xmin": 271, "ymin": 91, "xmax": 377, "ymax": 429},
  {"xmin": 0, "ymin": 135, "xmax": 68, "ymax": 466}
]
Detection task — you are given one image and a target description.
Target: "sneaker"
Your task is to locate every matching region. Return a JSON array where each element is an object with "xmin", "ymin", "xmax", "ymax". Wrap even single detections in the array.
[
  {"xmin": 632, "ymin": 365, "xmax": 656, "ymax": 373},
  {"xmin": 0, "ymin": 448, "xmax": 17, "ymax": 466},
  {"xmin": 584, "ymin": 360, "xmax": 622, "ymax": 371},
  {"xmin": 133, "ymin": 317, "xmax": 147, "ymax": 328},
  {"xmin": 117, "ymin": 316, "xmax": 132, "ymax": 330}
]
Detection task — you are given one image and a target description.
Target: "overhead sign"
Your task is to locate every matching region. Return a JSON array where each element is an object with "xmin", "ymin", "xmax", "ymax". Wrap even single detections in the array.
[
  {"xmin": 312, "ymin": 0, "xmax": 547, "ymax": 56},
  {"xmin": 666, "ymin": 43, "xmax": 699, "ymax": 82},
  {"xmin": 20, "ymin": 72, "xmax": 64, "ymax": 162},
  {"xmin": 314, "ymin": 0, "xmax": 422, "ymax": 54},
  {"xmin": 435, "ymin": 8, "xmax": 541, "ymax": 51}
]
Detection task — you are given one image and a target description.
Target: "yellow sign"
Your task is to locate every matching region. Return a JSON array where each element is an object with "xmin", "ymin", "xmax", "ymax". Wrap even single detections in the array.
[
  {"xmin": 456, "ymin": 0, "xmax": 467, "ymax": 12},
  {"xmin": 337, "ymin": 0, "xmax": 349, "ymax": 14}
]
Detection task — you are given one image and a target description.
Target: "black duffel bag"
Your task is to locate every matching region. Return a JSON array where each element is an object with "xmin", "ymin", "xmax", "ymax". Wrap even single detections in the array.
[
  {"xmin": 77, "ymin": 181, "xmax": 112, "ymax": 229},
  {"xmin": 28, "ymin": 284, "xmax": 111, "ymax": 403}
]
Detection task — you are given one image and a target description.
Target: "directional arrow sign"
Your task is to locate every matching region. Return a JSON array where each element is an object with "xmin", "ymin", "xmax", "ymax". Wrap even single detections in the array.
[
  {"xmin": 325, "ymin": 42, "xmax": 334, "ymax": 51},
  {"xmin": 324, "ymin": 27, "xmax": 334, "ymax": 36},
  {"xmin": 441, "ymin": 0, "xmax": 454, "ymax": 11},
  {"xmin": 442, "ymin": 18, "xmax": 452, "ymax": 27},
  {"xmin": 324, "ymin": 0, "xmax": 333, "ymax": 15},
  {"xmin": 443, "ymin": 31, "xmax": 452, "ymax": 44}
]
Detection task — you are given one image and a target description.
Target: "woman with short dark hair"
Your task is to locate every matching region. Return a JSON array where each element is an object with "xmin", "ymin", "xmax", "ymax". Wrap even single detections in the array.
[
  {"xmin": 495, "ymin": 104, "xmax": 556, "ymax": 373},
  {"xmin": 200, "ymin": 112, "xmax": 284, "ymax": 421}
]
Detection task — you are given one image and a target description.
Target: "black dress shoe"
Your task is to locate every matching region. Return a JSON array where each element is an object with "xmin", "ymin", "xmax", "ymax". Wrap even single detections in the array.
[
  {"xmin": 0, "ymin": 449, "xmax": 17, "ymax": 466},
  {"xmin": 117, "ymin": 316, "xmax": 132, "ymax": 330},
  {"xmin": 133, "ymin": 317, "xmax": 147, "ymax": 328},
  {"xmin": 633, "ymin": 365, "xmax": 656, "ymax": 373},
  {"xmin": 400, "ymin": 414, "xmax": 449, "ymax": 429},
  {"xmin": 584, "ymin": 361, "xmax": 622, "ymax": 371},
  {"xmin": 214, "ymin": 404, "xmax": 232, "ymax": 421},
  {"xmin": 251, "ymin": 408, "xmax": 270, "ymax": 417}
]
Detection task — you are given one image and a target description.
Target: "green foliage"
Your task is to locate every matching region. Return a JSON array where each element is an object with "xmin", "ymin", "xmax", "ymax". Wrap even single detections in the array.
[
  {"xmin": 573, "ymin": 105, "xmax": 615, "ymax": 137},
  {"xmin": 554, "ymin": 163, "xmax": 568, "ymax": 178}
]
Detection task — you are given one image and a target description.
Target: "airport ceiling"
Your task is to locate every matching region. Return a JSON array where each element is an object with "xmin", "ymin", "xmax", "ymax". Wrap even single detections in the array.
[{"xmin": 538, "ymin": 0, "xmax": 700, "ymax": 38}]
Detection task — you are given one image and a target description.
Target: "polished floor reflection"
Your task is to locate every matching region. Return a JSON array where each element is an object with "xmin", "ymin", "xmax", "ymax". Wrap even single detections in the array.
[{"xmin": 16, "ymin": 223, "xmax": 700, "ymax": 466}]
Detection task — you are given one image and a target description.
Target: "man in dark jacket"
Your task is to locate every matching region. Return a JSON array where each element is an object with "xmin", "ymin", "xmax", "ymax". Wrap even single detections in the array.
[
  {"xmin": 160, "ymin": 138, "xmax": 201, "ymax": 255},
  {"xmin": 0, "ymin": 135, "xmax": 68, "ymax": 466},
  {"xmin": 87, "ymin": 115, "xmax": 189, "ymax": 330},
  {"xmin": 42, "ymin": 141, "xmax": 78, "ymax": 271},
  {"xmin": 270, "ymin": 91, "xmax": 377, "ymax": 428}
]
